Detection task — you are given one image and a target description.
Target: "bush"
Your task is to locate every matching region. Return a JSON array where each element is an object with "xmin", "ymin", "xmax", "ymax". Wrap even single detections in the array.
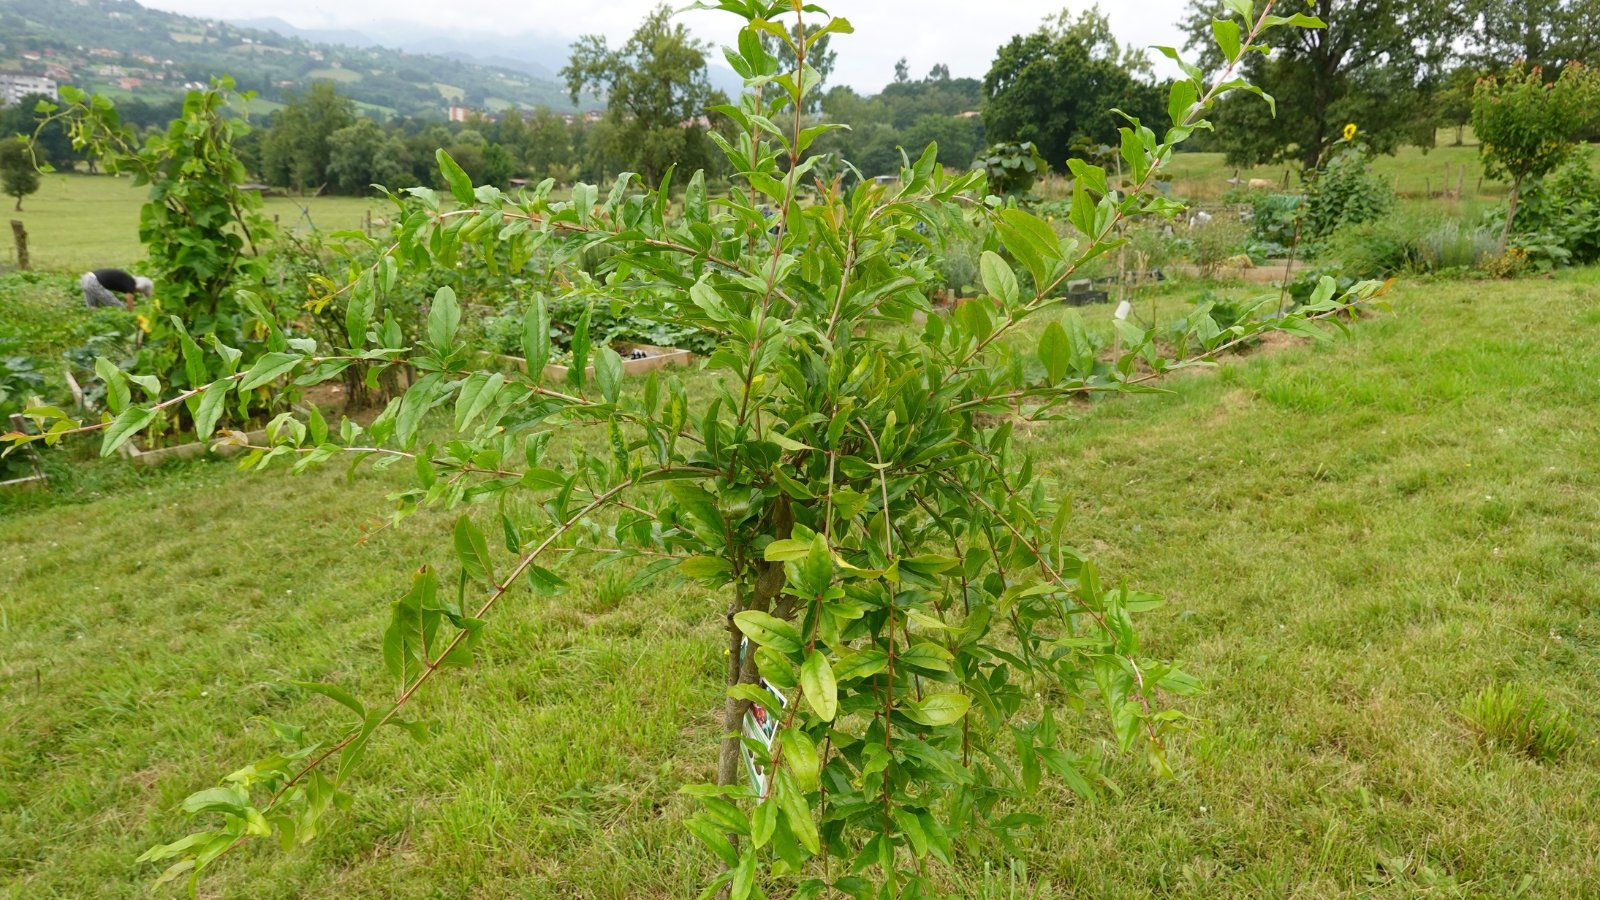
[
  {"xmin": 1182, "ymin": 215, "xmax": 1249, "ymax": 276},
  {"xmin": 1305, "ymin": 147, "xmax": 1393, "ymax": 240},
  {"xmin": 1328, "ymin": 218, "xmax": 1414, "ymax": 278},
  {"xmin": 1460, "ymin": 684, "xmax": 1577, "ymax": 761},
  {"xmin": 1509, "ymin": 149, "xmax": 1600, "ymax": 264},
  {"xmin": 1247, "ymin": 191, "xmax": 1306, "ymax": 247}
]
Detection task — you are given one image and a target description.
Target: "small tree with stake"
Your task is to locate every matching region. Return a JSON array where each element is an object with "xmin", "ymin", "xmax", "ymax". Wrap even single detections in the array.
[
  {"xmin": 1472, "ymin": 63, "xmax": 1600, "ymax": 255},
  {"xmin": 0, "ymin": 136, "xmax": 40, "ymax": 211},
  {"xmin": 8, "ymin": 1, "xmax": 1385, "ymax": 895}
]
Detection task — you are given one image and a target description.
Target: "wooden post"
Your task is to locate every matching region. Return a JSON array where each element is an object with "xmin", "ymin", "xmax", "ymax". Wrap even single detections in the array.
[
  {"xmin": 1425, "ymin": 177, "xmax": 1431, "ymax": 199},
  {"xmin": 365, "ymin": 210, "xmax": 373, "ymax": 236},
  {"xmin": 9, "ymin": 220, "xmax": 28, "ymax": 271},
  {"xmin": 1457, "ymin": 170, "xmax": 1465, "ymax": 200}
]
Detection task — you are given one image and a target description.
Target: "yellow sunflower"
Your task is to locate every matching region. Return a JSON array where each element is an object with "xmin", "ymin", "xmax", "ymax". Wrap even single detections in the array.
[{"xmin": 1342, "ymin": 122, "xmax": 1358, "ymax": 141}]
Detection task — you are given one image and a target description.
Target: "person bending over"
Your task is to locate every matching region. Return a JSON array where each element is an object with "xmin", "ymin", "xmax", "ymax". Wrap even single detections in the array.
[{"xmin": 80, "ymin": 268, "xmax": 154, "ymax": 310}]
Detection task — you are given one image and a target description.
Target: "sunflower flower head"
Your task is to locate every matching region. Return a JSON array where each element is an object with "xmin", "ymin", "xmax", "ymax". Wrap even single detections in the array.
[{"xmin": 1343, "ymin": 122, "xmax": 1358, "ymax": 141}]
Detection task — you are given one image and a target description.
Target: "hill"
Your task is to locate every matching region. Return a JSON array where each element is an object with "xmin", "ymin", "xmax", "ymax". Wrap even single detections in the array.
[{"xmin": 0, "ymin": 0, "xmax": 601, "ymax": 118}]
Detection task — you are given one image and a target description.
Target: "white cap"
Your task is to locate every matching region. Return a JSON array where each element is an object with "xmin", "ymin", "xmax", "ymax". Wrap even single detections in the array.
[{"xmin": 134, "ymin": 276, "xmax": 154, "ymax": 297}]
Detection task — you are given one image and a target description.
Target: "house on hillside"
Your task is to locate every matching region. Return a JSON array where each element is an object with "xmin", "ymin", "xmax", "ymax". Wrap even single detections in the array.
[
  {"xmin": 0, "ymin": 72, "xmax": 58, "ymax": 106},
  {"xmin": 117, "ymin": 77, "xmax": 143, "ymax": 91}
]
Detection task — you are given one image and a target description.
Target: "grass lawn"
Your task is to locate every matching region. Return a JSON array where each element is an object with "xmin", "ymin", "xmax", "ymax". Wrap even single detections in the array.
[
  {"xmin": 3, "ymin": 175, "xmax": 387, "ymax": 272},
  {"xmin": 3, "ymin": 271, "xmax": 1600, "ymax": 896}
]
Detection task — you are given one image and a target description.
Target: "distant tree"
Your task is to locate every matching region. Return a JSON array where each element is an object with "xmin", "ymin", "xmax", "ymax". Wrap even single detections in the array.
[
  {"xmin": 1183, "ymin": 0, "xmax": 1460, "ymax": 170},
  {"xmin": 483, "ymin": 142, "xmax": 517, "ymax": 187},
  {"xmin": 562, "ymin": 4, "xmax": 716, "ymax": 183},
  {"xmin": 261, "ymin": 81, "xmax": 356, "ymax": 193},
  {"xmin": 1463, "ymin": 0, "xmax": 1600, "ymax": 71},
  {"xmin": 326, "ymin": 117, "xmax": 408, "ymax": 194},
  {"xmin": 1472, "ymin": 63, "xmax": 1600, "ymax": 251},
  {"xmin": 0, "ymin": 137, "xmax": 40, "ymax": 210},
  {"xmin": 893, "ymin": 57, "xmax": 910, "ymax": 84},
  {"xmin": 983, "ymin": 6, "xmax": 1165, "ymax": 168},
  {"xmin": 524, "ymin": 108, "xmax": 573, "ymax": 179},
  {"xmin": 927, "ymin": 63, "xmax": 950, "ymax": 81},
  {"xmin": 902, "ymin": 113, "xmax": 980, "ymax": 169}
]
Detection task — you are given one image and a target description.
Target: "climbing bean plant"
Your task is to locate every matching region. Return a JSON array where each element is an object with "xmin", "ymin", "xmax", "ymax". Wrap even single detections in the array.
[{"xmin": 8, "ymin": 1, "xmax": 1381, "ymax": 895}]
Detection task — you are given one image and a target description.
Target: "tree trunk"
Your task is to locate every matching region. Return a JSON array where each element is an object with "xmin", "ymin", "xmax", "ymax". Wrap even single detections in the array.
[
  {"xmin": 1454, "ymin": 124, "xmax": 1465, "ymax": 146},
  {"xmin": 1498, "ymin": 175, "xmax": 1522, "ymax": 256}
]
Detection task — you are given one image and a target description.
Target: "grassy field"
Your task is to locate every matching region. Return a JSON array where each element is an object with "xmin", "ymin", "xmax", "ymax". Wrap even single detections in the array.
[
  {"xmin": 3, "ymin": 270, "xmax": 1599, "ymax": 896},
  {"xmin": 3, "ymin": 175, "xmax": 387, "ymax": 272}
]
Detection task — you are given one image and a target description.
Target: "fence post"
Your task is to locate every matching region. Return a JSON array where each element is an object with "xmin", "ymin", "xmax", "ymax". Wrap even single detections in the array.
[{"xmin": 9, "ymin": 220, "xmax": 28, "ymax": 271}]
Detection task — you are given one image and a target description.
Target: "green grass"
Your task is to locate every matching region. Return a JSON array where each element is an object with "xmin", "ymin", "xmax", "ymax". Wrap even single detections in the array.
[
  {"xmin": 3, "ymin": 174, "xmax": 388, "ymax": 272},
  {"xmin": 4, "ymin": 272, "xmax": 1600, "ymax": 896}
]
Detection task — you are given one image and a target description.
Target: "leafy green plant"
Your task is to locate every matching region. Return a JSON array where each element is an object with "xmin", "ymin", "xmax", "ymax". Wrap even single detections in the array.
[
  {"xmin": 0, "ymin": 343, "xmax": 47, "ymax": 478},
  {"xmin": 1304, "ymin": 146, "xmax": 1392, "ymax": 240},
  {"xmin": 1182, "ymin": 214, "xmax": 1249, "ymax": 277},
  {"xmin": 9, "ymin": 3, "xmax": 1385, "ymax": 895},
  {"xmin": 1246, "ymin": 191, "xmax": 1306, "ymax": 248},
  {"xmin": 978, "ymin": 140, "xmax": 1049, "ymax": 196},
  {"xmin": 1329, "ymin": 218, "xmax": 1415, "ymax": 278},
  {"xmin": 1507, "ymin": 149, "xmax": 1600, "ymax": 265},
  {"xmin": 35, "ymin": 78, "xmax": 290, "ymax": 437},
  {"xmin": 1459, "ymin": 684, "xmax": 1578, "ymax": 762}
]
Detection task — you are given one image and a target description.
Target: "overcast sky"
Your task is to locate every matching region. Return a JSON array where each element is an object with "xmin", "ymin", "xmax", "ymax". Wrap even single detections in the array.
[{"xmin": 140, "ymin": 1, "xmax": 1195, "ymax": 90}]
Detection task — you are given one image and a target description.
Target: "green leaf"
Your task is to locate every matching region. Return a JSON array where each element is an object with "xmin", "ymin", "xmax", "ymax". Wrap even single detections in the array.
[
  {"xmin": 191, "ymin": 383, "xmax": 227, "ymax": 440},
  {"xmin": 100, "ymin": 406, "xmax": 157, "ymax": 457},
  {"xmin": 1167, "ymin": 79, "xmax": 1199, "ymax": 126},
  {"xmin": 800, "ymin": 650, "xmax": 837, "ymax": 721},
  {"xmin": 778, "ymin": 728, "xmax": 820, "ymax": 791},
  {"xmin": 428, "ymin": 286, "xmax": 460, "ymax": 350},
  {"xmin": 437, "ymin": 148, "xmax": 475, "ymax": 205},
  {"xmin": 1211, "ymin": 17, "xmax": 1242, "ymax": 62},
  {"xmin": 454, "ymin": 372, "xmax": 504, "ymax": 431},
  {"xmin": 453, "ymin": 516, "xmax": 494, "ymax": 585},
  {"xmin": 94, "ymin": 356, "xmax": 129, "ymax": 414},
  {"xmin": 907, "ymin": 692, "xmax": 970, "ymax": 727},
  {"xmin": 522, "ymin": 295, "xmax": 551, "ymax": 376},
  {"xmin": 678, "ymin": 555, "xmax": 733, "ymax": 581},
  {"xmin": 594, "ymin": 347, "xmax": 623, "ymax": 404},
  {"xmin": 733, "ymin": 610, "xmax": 803, "ymax": 656},
  {"xmin": 290, "ymin": 680, "xmax": 367, "ymax": 720},
  {"xmin": 239, "ymin": 352, "xmax": 301, "ymax": 392},
  {"xmin": 775, "ymin": 768, "xmax": 820, "ymax": 855},
  {"xmin": 1039, "ymin": 321, "xmax": 1071, "ymax": 384},
  {"xmin": 979, "ymin": 250, "xmax": 1020, "ymax": 305}
]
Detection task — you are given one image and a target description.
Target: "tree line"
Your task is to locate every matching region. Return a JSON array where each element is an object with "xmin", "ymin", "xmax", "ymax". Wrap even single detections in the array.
[{"xmin": 4, "ymin": 0, "xmax": 1596, "ymax": 201}]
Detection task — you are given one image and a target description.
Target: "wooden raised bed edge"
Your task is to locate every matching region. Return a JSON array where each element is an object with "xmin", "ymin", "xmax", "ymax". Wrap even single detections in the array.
[
  {"xmin": 483, "ymin": 343, "xmax": 695, "ymax": 381},
  {"xmin": 118, "ymin": 427, "xmax": 271, "ymax": 467}
]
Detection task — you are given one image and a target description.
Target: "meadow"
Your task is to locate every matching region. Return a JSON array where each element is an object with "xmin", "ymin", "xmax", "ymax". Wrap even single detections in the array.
[
  {"xmin": 3, "ymin": 264, "xmax": 1598, "ymax": 896},
  {"xmin": 3, "ymin": 175, "xmax": 386, "ymax": 272}
]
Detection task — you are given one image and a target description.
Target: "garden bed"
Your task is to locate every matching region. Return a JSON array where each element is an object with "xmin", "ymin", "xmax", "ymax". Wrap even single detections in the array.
[{"xmin": 486, "ymin": 343, "xmax": 694, "ymax": 382}]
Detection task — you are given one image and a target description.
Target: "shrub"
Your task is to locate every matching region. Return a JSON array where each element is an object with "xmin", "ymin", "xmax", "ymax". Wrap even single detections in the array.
[
  {"xmin": 1459, "ymin": 684, "xmax": 1577, "ymax": 762},
  {"xmin": 978, "ymin": 140, "xmax": 1049, "ymax": 196},
  {"xmin": 1182, "ymin": 215, "xmax": 1250, "ymax": 276},
  {"xmin": 1247, "ymin": 191, "xmax": 1307, "ymax": 247},
  {"xmin": 1305, "ymin": 147, "xmax": 1393, "ymax": 240},
  {"xmin": 1328, "ymin": 218, "xmax": 1415, "ymax": 278},
  {"xmin": 1509, "ymin": 149, "xmax": 1600, "ymax": 265}
]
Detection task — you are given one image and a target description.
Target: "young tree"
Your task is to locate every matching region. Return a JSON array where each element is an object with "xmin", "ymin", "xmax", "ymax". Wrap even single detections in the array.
[
  {"xmin": 562, "ymin": 3, "xmax": 716, "ymax": 183},
  {"xmin": 1473, "ymin": 63, "xmax": 1600, "ymax": 252},
  {"xmin": 11, "ymin": 3, "xmax": 1386, "ymax": 895},
  {"xmin": 0, "ymin": 137, "xmax": 40, "ymax": 210},
  {"xmin": 983, "ymin": 6, "xmax": 1165, "ymax": 167}
]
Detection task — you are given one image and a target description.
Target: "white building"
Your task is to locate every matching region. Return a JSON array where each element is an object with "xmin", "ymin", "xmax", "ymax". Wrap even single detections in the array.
[{"xmin": 0, "ymin": 72, "xmax": 58, "ymax": 107}]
